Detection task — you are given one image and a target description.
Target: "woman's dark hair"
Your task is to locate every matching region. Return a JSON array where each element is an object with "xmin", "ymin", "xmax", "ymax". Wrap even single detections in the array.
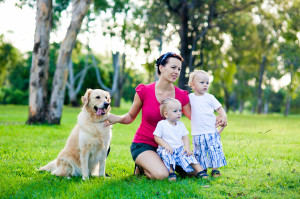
[{"xmin": 155, "ymin": 52, "xmax": 184, "ymax": 75}]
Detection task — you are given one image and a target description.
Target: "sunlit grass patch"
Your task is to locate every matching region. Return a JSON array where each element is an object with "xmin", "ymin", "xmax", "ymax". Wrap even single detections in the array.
[{"xmin": 0, "ymin": 105, "xmax": 299, "ymax": 198}]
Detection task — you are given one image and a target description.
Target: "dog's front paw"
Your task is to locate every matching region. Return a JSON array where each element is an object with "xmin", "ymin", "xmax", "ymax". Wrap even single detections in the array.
[{"xmin": 82, "ymin": 176, "xmax": 89, "ymax": 180}]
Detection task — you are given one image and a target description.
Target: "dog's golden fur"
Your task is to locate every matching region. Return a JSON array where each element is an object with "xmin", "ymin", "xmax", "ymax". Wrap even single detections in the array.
[{"xmin": 39, "ymin": 89, "xmax": 112, "ymax": 180}]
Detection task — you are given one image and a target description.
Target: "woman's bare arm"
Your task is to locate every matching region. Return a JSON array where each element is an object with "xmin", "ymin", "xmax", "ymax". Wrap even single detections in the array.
[
  {"xmin": 107, "ymin": 93, "xmax": 142, "ymax": 125},
  {"xmin": 182, "ymin": 102, "xmax": 191, "ymax": 120}
]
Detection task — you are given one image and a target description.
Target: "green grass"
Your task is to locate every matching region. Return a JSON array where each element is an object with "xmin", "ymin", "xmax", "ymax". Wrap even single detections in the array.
[{"xmin": 0, "ymin": 105, "xmax": 299, "ymax": 198}]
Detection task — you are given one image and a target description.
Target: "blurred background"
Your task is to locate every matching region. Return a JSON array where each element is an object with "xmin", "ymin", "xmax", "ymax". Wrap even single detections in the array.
[{"xmin": 0, "ymin": 0, "xmax": 299, "ymax": 124}]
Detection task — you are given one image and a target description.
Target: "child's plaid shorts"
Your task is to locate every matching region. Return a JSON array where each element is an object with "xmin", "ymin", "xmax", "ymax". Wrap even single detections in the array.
[
  {"xmin": 193, "ymin": 132, "xmax": 227, "ymax": 170},
  {"xmin": 157, "ymin": 145, "xmax": 199, "ymax": 172}
]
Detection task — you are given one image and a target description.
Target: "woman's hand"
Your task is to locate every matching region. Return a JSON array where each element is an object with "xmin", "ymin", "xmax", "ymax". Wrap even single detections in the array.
[{"xmin": 105, "ymin": 113, "xmax": 122, "ymax": 126}]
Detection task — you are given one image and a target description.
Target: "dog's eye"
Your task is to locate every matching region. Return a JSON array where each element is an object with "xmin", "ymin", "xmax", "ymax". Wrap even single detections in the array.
[
  {"xmin": 105, "ymin": 96, "xmax": 107, "ymax": 99},
  {"xmin": 96, "ymin": 96, "xmax": 100, "ymax": 99}
]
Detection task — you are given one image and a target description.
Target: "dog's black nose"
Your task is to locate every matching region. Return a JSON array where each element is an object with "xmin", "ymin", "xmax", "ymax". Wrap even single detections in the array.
[{"xmin": 104, "ymin": 102, "xmax": 110, "ymax": 109}]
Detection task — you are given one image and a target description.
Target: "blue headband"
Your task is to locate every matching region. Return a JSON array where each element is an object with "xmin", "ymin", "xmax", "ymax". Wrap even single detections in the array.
[{"xmin": 159, "ymin": 52, "xmax": 175, "ymax": 65}]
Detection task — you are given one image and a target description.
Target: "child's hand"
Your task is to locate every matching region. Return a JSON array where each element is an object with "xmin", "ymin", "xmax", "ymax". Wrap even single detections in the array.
[
  {"xmin": 164, "ymin": 145, "xmax": 173, "ymax": 154},
  {"xmin": 183, "ymin": 148, "xmax": 193, "ymax": 156},
  {"xmin": 216, "ymin": 115, "xmax": 227, "ymax": 128}
]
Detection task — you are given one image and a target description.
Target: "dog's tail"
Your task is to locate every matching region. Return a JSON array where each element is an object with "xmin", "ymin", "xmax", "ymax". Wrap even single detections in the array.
[{"xmin": 39, "ymin": 159, "xmax": 57, "ymax": 172}]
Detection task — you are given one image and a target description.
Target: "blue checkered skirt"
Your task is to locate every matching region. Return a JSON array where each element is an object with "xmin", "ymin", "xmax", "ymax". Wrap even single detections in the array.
[
  {"xmin": 157, "ymin": 146, "xmax": 199, "ymax": 172},
  {"xmin": 193, "ymin": 133, "xmax": 227, "ymax": 170}
]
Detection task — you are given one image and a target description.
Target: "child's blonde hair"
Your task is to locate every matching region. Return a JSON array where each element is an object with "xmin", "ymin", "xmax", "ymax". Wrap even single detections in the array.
[
  {"xmin": 160, "ymin": 98, "xmax": 181, "ymax": 118},
  {"xmin": 188, "ymin": 69, "xmax": 210, "ymax": 87}
]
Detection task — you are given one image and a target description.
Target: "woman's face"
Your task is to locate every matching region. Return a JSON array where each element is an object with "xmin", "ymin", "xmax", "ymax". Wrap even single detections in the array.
[{"xmin": 159, "ymin": 57, "xmax": 182, "ymax": 83}]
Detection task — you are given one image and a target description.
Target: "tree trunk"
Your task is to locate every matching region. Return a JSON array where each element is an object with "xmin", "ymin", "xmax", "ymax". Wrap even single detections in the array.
[
  {"xmin": 48, "ymin": 0, "xmax": 92, "ymax": 124},
  {"xmin": 257, "ymin": 55, "xmax": 266, "ymax": 114},
  {"xmin": 284, "ymin": 94, "xmax": 291, "ymax": 116},
  {"xmin": 232, "ymin": 93, "xmax": 237, "ymax": 112},
  {"xmin": 239, "ymin": 100, "xmax": 244, "ymax": 114},
  {"xmin": 284, "ymin": 68, "xmax": 294, "ymax": 116},
  {"xmin": 27, "ymin": 0, "xmax": 52, "ymax": 124},
  {"xmin": 154, "ymin": 36, "xmax": 162, "ymax": 81},
  {"xmin": 251, "ymin": 106, "xmax": 255, "ymax": 114},
  {"xmin": 114, "ymin": 53, "xmax": 126, "ymax": 107},
  {"xmin": 93, "ymin": 51, "xmax": 120, "ymax": 97},
  {"xmin": 223, "ymin": 85, "xmax": 230, "ymax": 112},
  {"xmin": 66, "ymin": 60, "xmax": 78, "ymax": 106},
  {"xmin": 264, "ymin": 101, "xmax": 268, "ymax": 114},
  {"xmin": 178, "ymin": 2, "xmax": 191, "ymax": 91},
  {"xmin": 66, "ymin": 54, "xmax": 90, "ymax": 107}
]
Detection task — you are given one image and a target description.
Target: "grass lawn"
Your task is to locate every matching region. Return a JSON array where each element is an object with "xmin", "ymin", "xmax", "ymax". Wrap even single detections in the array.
[{"xmin": 0, "ymin": 105, "xmax": 299, "ymax": 198}]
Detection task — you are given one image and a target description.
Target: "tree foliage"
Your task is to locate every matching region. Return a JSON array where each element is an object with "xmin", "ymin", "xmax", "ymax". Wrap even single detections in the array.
[{"xmin": 0, "ymin": 0, "xmax": 299, "ymax": 116}]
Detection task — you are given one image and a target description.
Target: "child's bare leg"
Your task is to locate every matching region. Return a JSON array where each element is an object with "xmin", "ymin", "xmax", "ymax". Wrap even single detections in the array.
[
  {"xmin": 190, "ymin": 163, "xmax": 209, "ymax": 179},
  {"xmin": 169, "ymin": 166, "xmax": 174, "ymax": 173},
  {"xmin": 168, "ymin": 165, "xmax": 177, "ymax": 181},
  {"xmin": 211, "ymin": 167, "xmax": 221, "ymax": 177},
  {"xmin": 190, "ymin": 163, "xmax": 203, "ymax": 173}
]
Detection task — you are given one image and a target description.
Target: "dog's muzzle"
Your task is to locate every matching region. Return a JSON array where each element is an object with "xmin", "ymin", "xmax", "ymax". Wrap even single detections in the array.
[
  {"xmin": 94, "ymin": 102, "xmax": 110, "ymax": 116},
  {"xmin": 104, "ymin": 102, "xmax": 110, "ymax": 109}
]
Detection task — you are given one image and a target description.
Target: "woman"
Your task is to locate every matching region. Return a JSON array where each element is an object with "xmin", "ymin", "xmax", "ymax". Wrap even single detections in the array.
[{"xmin": 107, "ymin": 52, "xmax": 191, "ymax": 179}]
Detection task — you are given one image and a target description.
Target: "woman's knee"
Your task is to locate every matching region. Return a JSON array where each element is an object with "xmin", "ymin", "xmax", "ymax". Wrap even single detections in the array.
[{"xmin": 150, "ymin": 169, "xmax": 169, "ymax": 180}]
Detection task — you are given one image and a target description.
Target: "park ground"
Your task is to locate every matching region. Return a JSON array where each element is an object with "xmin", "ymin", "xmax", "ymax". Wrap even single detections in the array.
[{"xmin": 0, "ymin": 105, "xmax": 299, "ymax": 198}]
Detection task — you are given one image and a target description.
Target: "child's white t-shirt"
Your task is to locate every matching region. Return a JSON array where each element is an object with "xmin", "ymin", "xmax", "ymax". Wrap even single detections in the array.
[
  {"xmin": 153, "ymin": 120, "xmax": 189, "ymax": 149},
  {"xmin": 189, "ymin": 93, "xmax": 222, "ymax": 135}
]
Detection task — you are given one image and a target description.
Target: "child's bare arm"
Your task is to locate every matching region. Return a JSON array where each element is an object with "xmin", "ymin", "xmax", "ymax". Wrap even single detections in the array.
[
  {"xmin": 216, "ymin": 107, "xmax": 227, "ymax": 127},
  {"xmin": 182, "ymin": 135, "xmax": 193, "ymax": 156},
  {"xmin": 154, "ymin": 135, "xmax": 173, "ymax": 154}
]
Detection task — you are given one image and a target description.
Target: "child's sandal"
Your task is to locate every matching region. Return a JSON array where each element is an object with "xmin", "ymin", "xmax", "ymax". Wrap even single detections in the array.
[
  {"xmin": 211, "ymin": 169, "xmax": 221, "ymax": 177},
  {"xmin": 196, "ymin": 171, "xmax": 209, "ymax": 179},
  {"xmin": 168, "ymin": 172, "xmax": 177, "ymax": 181}
]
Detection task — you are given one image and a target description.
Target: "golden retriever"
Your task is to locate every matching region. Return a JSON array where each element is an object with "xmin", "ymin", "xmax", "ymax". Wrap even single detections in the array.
[{"xmin": 39, "ymin": 89, "xmax": 112, "ymax": 180}]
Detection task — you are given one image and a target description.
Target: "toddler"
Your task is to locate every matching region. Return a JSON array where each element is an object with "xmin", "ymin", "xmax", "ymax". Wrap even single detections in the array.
[
  {"xmin": 188, "ymin": 70, "xmax": 227, "ymax": 177},
  {"xmin": 153, "ymin": 98, "xmax": 208, "ymax": 181}
]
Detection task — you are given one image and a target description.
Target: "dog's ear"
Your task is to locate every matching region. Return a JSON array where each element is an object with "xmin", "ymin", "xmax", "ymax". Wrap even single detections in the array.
[
  {"xmin": 82, "ymin": 89, "xmax": 92, "ymax": 106},
  {"xmin": 106, "ymin": 91, "xmax": 111, "ymax": 103}
]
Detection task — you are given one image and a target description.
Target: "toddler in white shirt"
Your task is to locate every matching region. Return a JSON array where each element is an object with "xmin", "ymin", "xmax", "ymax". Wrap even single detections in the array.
[
  {"xmin": 188, "ymin": 70, "xmax": 227, "ymax": 177},
  {"xmin": 153, "ymin": 98, "xmax": 208, "ymax": 181}
]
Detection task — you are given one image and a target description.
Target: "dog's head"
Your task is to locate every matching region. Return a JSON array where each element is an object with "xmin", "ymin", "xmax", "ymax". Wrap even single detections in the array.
[{"xmin": 81, "ymin": 89, "xmax": 111, "ymax": 116}]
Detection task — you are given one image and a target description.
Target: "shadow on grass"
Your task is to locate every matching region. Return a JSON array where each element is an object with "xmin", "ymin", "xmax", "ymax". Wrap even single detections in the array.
[{"xmin": 9, "ymin": 171, "xmax": 214, "ymax": 199}]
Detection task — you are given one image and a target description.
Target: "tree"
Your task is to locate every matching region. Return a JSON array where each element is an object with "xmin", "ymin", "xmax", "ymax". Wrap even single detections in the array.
[
  {"xmin": 161, "ymin": 0, "xmax": 261, "ymax": 90},
  {"xmin": 0, "ymin": 35, "xmax": 26, "ymax": 104},
  {"xmin": 48, "ymin": 0, "xmax": 94, "ymax": 124},
  {"xmin": 65, "ymin": 41, "xmax": 91, "ymax": 106},
  {"xmin": 0, "ymin": 35, "xmax": 19, "ymax": 86},
  {"xmin": 278, "ymin": 0, "xmax": 300, "ymax": 116},
  {"xmin": 48, "ymin": 0, "xmax": 133, "ymax": 123},
  {"xmin": 27, "ymin": 0, "xmax": 52, "ymax": 124},
  {"xmin": 66, "ymin": 58, "xmax": 90, "ymax": 106},
  {"xmin": 99, "ymin": 0, "xmax": 138, "ymax": 106},
  {"xmin": 92, "ymin": 51, "xmax": 119, "ymax": 96}
]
